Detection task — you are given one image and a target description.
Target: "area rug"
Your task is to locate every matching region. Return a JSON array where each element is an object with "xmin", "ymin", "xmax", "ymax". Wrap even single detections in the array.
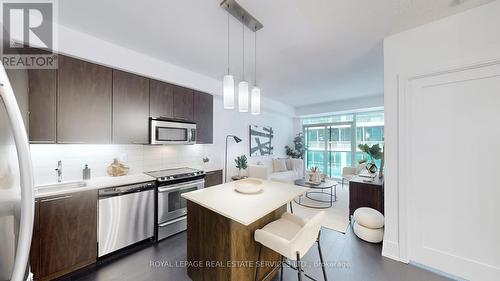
[{"xmin": 289, "ymin": 183, "xmax": 350, "ymax": 234}]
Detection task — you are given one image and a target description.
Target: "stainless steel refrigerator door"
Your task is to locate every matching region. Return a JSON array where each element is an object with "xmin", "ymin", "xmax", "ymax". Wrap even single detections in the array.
[
  {"xmin": 0, "ymin": 65, "xmax": 34, "ymax": 281},
  {"xmin": 98, "ymin": 189, "xmax": 154, "ymax": 257}
]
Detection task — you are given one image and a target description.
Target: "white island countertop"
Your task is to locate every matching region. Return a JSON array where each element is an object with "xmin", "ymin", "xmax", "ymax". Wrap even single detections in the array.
[{"xmin": 182, "ymin": 178, "xmax": 307, "ymax": 226}]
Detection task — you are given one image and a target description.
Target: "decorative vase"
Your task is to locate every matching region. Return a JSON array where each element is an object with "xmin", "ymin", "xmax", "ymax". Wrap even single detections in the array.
[{"xmin": 238, "ymin": 169, "xmax": 243, "ymax": 178}]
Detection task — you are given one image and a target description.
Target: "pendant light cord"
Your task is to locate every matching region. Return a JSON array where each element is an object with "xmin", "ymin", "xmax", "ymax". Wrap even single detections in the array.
[
  {"xmin": 242, "ymin": 16, "xmax": 245, "ymax": 81},
  {"xmin": 227, "ymin": 5, "xmax": 230, "ymax": 75},
  {"xmin": 254, "ymin": 27, "xmax": 257, "ymax": 86}
]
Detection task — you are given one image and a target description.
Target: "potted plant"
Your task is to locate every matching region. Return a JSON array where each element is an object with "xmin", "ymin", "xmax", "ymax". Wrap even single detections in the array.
[
  {"xmin": 358, "ymin": 143, "xmax": 383, "ymax": 174},
  {"xmin": 234, "ymin": 155, "xmax": 248, "ymax": 177},
  {"xmin": 285, "ymin": 133, "xmax": 305, "ymax": 159},
  {"xmin": 202, "ymin": 156, "xmax": 210, "ymax": 169}
]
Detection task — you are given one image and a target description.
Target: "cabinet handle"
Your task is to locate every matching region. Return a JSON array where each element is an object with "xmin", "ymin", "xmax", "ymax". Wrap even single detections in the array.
[
  {"xmin": 131, "ymin": 141, "xmax": 146, "ymax": 144},
  {"xmin": 40, "ymin": 195, "xmax": 73, "ymax": 202},
  {"xmin": 57, "ymin": 141, "xmax": 86, "ymax": 144},
  {"xmin": 30, "ymin": 140, "xmax": 56, "ymax": 144}
]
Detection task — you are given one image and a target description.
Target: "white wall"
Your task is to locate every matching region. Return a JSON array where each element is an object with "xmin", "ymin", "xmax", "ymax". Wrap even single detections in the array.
[{"xmin": 384, "ymin": 1, "xmax": 500, "ymax": 280}]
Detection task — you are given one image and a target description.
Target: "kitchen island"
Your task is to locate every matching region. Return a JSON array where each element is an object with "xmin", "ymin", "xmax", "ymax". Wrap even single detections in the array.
[{"xmin": 182, "ymin": 178, "xmax": 307, "ymax": 281}]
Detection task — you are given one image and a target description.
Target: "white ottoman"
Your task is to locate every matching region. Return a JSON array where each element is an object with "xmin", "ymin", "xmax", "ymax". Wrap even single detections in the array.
[{"xmin": 353, "ymin": 207, "xmax": 385, "ymax": 243}]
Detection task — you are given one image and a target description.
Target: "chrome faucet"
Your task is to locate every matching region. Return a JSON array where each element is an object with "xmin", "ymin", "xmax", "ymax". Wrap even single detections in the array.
[{"xmin": 55, "ymin": 160, "xmax": 63, "ymax": 183}]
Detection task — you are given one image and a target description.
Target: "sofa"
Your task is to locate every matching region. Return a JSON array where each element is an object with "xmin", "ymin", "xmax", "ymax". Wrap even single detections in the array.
[{"xmin": 248, "ymin": 158, "xmax": 304, "ymax": 183}]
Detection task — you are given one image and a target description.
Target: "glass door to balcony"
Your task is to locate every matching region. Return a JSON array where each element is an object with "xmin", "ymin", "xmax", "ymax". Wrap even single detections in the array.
[{"xmin": 304, "ymin": 122, "xmax": 355, "ymax": 179}]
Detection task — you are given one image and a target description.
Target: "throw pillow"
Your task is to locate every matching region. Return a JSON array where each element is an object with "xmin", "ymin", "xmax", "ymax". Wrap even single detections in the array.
[{"xmin": 272, "ymin": 159, "xmax": 288, "ymax": 173}]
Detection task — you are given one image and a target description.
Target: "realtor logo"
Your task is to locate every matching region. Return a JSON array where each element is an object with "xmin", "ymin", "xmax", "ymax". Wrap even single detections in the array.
[{"xmin": 1, "ymin": 0, "xmax": 57, "ymax": 69}]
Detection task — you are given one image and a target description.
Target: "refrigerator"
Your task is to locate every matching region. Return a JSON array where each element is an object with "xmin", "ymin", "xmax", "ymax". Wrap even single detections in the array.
[{"xmin": 0, "ymin": 63, "xmax": 35, "ymax": 281}]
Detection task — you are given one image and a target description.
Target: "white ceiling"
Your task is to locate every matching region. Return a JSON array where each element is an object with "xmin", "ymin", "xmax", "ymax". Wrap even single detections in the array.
[{"xmin": 59, "ymin": 0, "xmax": 494, "ymax": 108}]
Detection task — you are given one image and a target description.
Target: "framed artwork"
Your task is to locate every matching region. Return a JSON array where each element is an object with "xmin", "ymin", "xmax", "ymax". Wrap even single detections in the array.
[{"xmin": 249, "ymin": 125, "xmax": 274, "ymax": 156}]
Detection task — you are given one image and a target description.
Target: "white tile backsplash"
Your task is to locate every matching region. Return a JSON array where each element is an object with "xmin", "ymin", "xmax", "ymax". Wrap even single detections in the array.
[{"xmin": 30, "ymin": 144, "xmax": 217, "ymax": 186}]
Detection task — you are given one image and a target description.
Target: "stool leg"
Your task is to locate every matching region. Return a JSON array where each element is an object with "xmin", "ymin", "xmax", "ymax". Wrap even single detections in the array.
[
  {"xmin": 254, "ymin": 244, "xmax": 262, "ymax": 281},
  {"xmin": 317, "ymin": 233, "xmax": 328, "ymax": 281},
  {"xmin": 296, "ymin": 252, "xmax": 303, "ymax": 281},
  {"xmin": 280, "ymin": 256, "xmax": 284, "ymax": 281},
  {"xmin": 290, "ymin": 201, "xmax": 294, "ymax": 214}
]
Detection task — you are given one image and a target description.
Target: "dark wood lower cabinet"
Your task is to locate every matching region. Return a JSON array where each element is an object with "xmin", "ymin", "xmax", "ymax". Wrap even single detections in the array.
[
  {"xmin": 204, "ymin": 170, "xmax": 223, "ymax": 188},
  {"xmin": 349, "ymin": 176, "xmax": 384, "ymax": 218},
  {"xmin": 33, "ymin": 190, "xmax": 98, "ymax": 280}
]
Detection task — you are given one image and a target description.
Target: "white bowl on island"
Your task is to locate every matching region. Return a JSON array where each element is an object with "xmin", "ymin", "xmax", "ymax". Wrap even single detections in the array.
[{"xmin": 234, "ymin": 178, "xmax": 263, "ymax": 194}]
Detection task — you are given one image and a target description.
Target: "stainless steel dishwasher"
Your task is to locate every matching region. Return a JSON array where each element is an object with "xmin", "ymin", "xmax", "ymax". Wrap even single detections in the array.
[{"xmin": 98, "ymin": 181, "xmax": 155, "ymax": 257}]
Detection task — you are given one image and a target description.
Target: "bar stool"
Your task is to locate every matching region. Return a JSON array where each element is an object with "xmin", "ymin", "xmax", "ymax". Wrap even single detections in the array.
[{"xmin": 254, "ymin": 211, "xmax": 327, "ymax": 281}]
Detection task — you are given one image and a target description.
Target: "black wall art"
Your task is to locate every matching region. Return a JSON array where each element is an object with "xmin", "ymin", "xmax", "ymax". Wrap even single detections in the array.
[{"xmin": 249, "ymin": 125, "xmax": 274, "ymax": 156}]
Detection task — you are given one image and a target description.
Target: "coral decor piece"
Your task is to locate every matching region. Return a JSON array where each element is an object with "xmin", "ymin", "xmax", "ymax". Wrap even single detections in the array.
[{"xmin": 106, "ymin": 158, "xmax": 130, "ymax": 177}]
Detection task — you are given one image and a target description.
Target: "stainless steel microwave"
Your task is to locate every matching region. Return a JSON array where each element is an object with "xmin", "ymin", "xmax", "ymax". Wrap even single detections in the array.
[{"xmin": 150, "ymin": 118, "xmax": 196, "ymax": 145}]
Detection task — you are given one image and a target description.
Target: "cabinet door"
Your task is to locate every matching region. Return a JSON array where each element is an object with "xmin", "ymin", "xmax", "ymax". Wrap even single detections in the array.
[
  {"xmin": 173, "ymin": 86, "xmax": 194, "ymax": 121},
  {"xmin": 39, "ymin": 190, "xmax": 97, "ymax": 279},
  {"xmin": 112, "ymin": 70, "xmax": 149, "ymax": 144},
  {"xmin": 149, "ymin": 79, "xmax": 173, "ymax": 118},
  {"xmin": 28, "ymin": 69, "xmax": 57, "ymax": 143},
  {"xmin": 205, "ymin": 170, "xmax": 223, "ymax": 188},
  {"xmin": 193, "ymin": 91, "xmax": 213, "ymax": 144},
  {"xmin": 57, "ymin": 55, "xmax": 112, "ymax": 143}
]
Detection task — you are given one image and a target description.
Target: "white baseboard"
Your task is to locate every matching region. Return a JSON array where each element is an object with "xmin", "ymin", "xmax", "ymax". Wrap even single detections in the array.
[{"xmin": 382, "ymin": 240, "xmax": 405, "ymax": 262}]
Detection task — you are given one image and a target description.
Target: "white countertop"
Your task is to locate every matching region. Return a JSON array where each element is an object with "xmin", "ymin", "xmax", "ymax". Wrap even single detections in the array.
[
  {"xmin": 35, "ymin": 173, "xmax": 156, "ymax": 198},
  {"xmin": 181, "ymin": 178, "xmax": 307, "ymax": 226}
]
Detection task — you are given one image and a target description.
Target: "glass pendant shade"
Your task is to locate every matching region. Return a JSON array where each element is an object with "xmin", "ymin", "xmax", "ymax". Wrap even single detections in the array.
[
  {"xmin": 238, "ymin": 81, "xmax": 249, "ymax": 112},
  {"xmin": 223, "ymin": 75, "xmax": 235, "ymax": 109},
  {"xmin": 251, "ymin": 86, "xmax": 261, "ymax": 115}
]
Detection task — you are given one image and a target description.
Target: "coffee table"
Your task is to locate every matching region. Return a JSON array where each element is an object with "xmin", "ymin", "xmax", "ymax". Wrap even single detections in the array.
[{"xmin": 293, "ymin": 179, "xmax": 338, "ymax": 209}]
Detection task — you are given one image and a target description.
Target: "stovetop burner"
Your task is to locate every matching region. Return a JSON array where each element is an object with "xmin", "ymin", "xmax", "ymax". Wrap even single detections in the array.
[{"xmin": 145, "ymin": 167, "xmax": 204, "ymax": 183}]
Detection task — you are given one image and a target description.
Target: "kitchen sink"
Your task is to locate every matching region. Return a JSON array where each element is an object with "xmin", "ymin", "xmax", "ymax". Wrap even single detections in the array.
[{"xmin": 35, "ymin": 181, "xmax": 87, "ymax": 191}]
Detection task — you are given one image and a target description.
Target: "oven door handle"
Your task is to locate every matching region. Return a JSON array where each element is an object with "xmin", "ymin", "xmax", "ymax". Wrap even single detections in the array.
[
  {"xmin": 157, "ymin": 179, "xmax": 205, "ymax": 193},
  {"xmin": 158, "ymin": 216, "xmax": 187, "ymax": 227}
]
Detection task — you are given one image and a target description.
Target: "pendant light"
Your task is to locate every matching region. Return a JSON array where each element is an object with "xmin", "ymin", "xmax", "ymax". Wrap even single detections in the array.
[
  {"xmin": 223, "ymin": 5, "xmax": 234, "ymax": 109},
  {"xmin": 238, "ymin": 16, "xmax": 249, "ymax": 112},
  {"xmin": 251, "ymin": 28, "xmax": 261, "ymax": 115}
]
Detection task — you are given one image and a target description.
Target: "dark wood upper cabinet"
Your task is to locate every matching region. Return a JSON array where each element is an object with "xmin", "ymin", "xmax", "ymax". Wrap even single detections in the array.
[
  {"xmin": 149, "ymin": 79, "xmax": 174, "ymax": 119},
  {"xmin": 57, "ymin": 55, "xmax": 112, "ymax": 143},
  {"xmin": 112, "ymin": 70, "xmax": 150, "ymax": 144},
  {"xmin": 28, "ymin": 69, "xmax": 57, "ymax": 143},
  {"xmin": 173, "ymin": 86, "xmax": 194, "ymax": 121},
  {"xmin": 193, "ymin": 91, "xmax": 213, "ymax": 144},
  {"xmin": 38, "ymin": 190, "xmax": 97, "ymax": 280}
]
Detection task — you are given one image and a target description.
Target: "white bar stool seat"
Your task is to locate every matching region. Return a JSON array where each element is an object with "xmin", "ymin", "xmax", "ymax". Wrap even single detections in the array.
[{"xmin": 254, "ymin": 211, "xmax": 327, "ymax": 281}]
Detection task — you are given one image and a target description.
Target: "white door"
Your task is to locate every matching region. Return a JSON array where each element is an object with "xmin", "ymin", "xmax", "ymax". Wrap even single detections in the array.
[{"xmin": 401, "ymin": 62, "xmax": 500, "ymax": 280}]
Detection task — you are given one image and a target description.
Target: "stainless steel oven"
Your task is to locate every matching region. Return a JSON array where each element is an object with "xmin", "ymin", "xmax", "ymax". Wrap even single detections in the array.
[
  {"xmin": 157, "ymin": 178, "xmax": 204, "ymax": 240},
  {"xmin": 150, "ymin": 118, "xmax": 196, "ymax": 145}
]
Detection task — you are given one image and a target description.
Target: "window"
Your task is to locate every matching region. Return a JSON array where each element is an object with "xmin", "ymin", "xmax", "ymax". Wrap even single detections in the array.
[{"xmin": 302, "ymin": 110, "xmax": 384, "ymax": 179}]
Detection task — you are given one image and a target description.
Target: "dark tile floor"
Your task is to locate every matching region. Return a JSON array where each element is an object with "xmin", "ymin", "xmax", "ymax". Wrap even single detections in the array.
[{"xmin": 69, "ymin": 226, "xmax": 450, "ymax": 281}]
